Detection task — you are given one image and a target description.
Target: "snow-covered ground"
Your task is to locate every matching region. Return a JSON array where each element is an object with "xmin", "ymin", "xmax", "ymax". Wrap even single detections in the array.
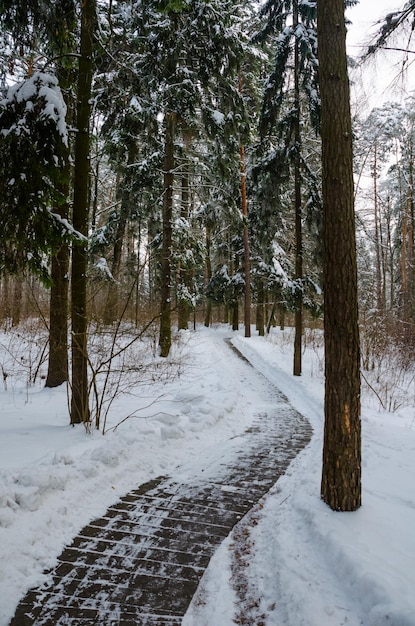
[{"xmin": 0, "ymin": 324, "xmax": 414, "ymax": 626}]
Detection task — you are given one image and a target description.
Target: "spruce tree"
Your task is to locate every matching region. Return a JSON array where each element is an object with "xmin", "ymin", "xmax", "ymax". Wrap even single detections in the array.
[
  {"xmin": 107, "ymin": 0, "xmax": 248, "ymax": 355},
  {"xmin": 256, "ymin": 0, "xmax": 320, "ymax": 375},
  {"xmin": 0, "ymin": 0, "xmax": 78, "ymax": 388},
  {"xmin": 0, "ymin": 72, "xmax": 72, "ymax": 279}
]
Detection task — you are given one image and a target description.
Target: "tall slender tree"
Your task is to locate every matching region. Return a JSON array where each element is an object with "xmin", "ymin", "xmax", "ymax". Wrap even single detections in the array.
[
  {"xmin": 318, "ymin": 0, "xmax": 361, "ymax": 511},
  {"xmin": 70, "ymin": 0, "xmax": 96, "ymax": 424},
  {"xmin": 159, "ymin": 111, "xmax": 176, "ymax": 356},
  {"xmin": 256, "ymin": 0, "xmax": 320, "ymax": 375}
]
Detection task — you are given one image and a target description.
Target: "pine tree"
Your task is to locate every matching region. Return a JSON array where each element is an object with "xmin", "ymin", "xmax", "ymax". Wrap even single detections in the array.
[
  {"xmin": 70, "ymin": 0, "xmax": 96, "ymax": 425},
  {"xmin": 318, "ymin": 0, "xmax": 361, "ymax": 512}
]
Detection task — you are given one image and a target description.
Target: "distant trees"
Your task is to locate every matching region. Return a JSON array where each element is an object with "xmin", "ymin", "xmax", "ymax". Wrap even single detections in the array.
[
  {"xmin": 254, "ymin": 0, "xmax": 321, "ymax": 375},
  {"xmin": 100, "ymin": 0, "xmax": 249, "ymax": 355},
  {"xmin": 358, "ymin": 1, "xmax": 415, "ymax": 357},
  {"xmin": 354, "ymin": 95, "xmax": 415, "ymax": 366},
  {"xmin": 0, "ymin": 0, "xmax": 412, "ymax": 456}
]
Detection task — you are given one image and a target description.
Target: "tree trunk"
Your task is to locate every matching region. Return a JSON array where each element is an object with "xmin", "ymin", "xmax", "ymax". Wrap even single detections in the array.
[
  {"xmin": 45, "ymin": 64, "xmax": 71, "ymax": 389},
  {"xmin": 204, "ymin": 227, "xmax": 212, "ymax": 328},
  {"xmin": 0, "ymin": 275, "xmax": 11, "ymax": 322},
  {"xmin": 232, "ymin": 300, "xmax": 239, "ymax": 331},
  {"xmin": 293, "ymin": 3, "xmax": 303, "ymax": 376},
  {"xmin": 318, "ymin": 0, "xmax": 361, "ymax": 511},
  {"xmin": 70, "ymin": 0, "xmax": 95, "ymax": 424},
  {"xmin": 256, "ymin": 279, "xmax": 265, "ymax": 336},
  {"xmin": 11, "ymin": 273, "xmax": 23, "ymax": 327},
  {"xmin": 240, "ymin": 142, "xmax": 251, "ymax": 338},
  {"xmin": 239, "ymin": 73, "xmax": 251, "ymax": 338},
  {"xmin": 45, "ymin": 244, "xmax": 69, "ymax": 387},
  {"xmin": 373, "ymin": 144, "xmax": 384, "ymax": 314},
  {"xmin": 104, "ymin": 147, "xmax": 137, "ymax": 325},
  {"xmin": 159, "ymin": 112, "xmax": 175, "ymax": 357},
  {"xmin": 266, "ymin": 300, "xmax": 277, "ymax": 334},
  {"xmin": 406, "ymin": 144, "xmax": 414, "ymax": 324},
  {"xmin": 177, "ymin": 128, "xmax": 192, "ymax": 331}
]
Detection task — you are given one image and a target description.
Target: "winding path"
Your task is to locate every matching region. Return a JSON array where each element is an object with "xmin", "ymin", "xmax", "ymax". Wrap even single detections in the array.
[{"xmin": 10, "ymin": 340, "xmax": 312, "ymax": 626}]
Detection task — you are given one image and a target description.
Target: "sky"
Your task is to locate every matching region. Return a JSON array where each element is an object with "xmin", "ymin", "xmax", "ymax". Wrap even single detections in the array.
[
  {"xmin": 347, "ymin": 0, "xmax": 401, "ymax": 50},
  {"xmin": 346, "ymin": 0, "xmax": 414, "ymax": 108}
]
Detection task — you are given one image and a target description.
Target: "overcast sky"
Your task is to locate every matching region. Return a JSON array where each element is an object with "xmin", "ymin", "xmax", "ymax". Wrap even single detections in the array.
[
  {"xmin": 346, "ymin": 0, "xmax": 402, "ymax": 50},
  {"xmin": 345, "ymin": 0, "xmax": 413, "ymax": 109}
]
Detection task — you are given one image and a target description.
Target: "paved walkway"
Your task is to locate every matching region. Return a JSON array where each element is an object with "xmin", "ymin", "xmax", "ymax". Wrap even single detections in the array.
[{"xmin": 10, "ymin": 343, "xmax": 312, "ymax": 625}]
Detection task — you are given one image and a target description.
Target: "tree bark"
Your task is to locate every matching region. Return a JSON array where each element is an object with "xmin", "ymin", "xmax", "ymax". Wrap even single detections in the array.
[
  {"xmin": 239, "ymin": 73, "xmax": 251, "ymax": 339},
  {"xmin": 159, "ymin": 112, "xmax": 175, "ymax": 357},
  {"xmin": 45, "ymin": 244, "xmax": 69, "ymax": 387},
  {"xmin": 256, "ymin": 279, "xmax": 265, "ymax": 337},
  {"xmin": 70, "ymin": 0, "xmax": 95, "ymax": 424},
  {"xmin": 11, "ymin": 272, "xmax": 23, "ymax": 327},
  {"xmin": 293, "ymin": 1, "xmax": 303, "ymax": 376},
  {"xmin": 240, "ymin": 141, "xmax": 251, "ymax": 338},
  {"xmin": 232, "ymin": 300, "xmax": 239, "ymax": 331},
  {"xmin": 204, "ymin": 226, "xmax": 212, "ymax": 328},
  {"xmin": 318, "ymin": 0, "xmax": 361, "ymax": 511},
  {"xmin": 177, "ymin": 127, "xmax": 192, "ymax": 331},
  {"xmin": 45, "ymin": 64, "xmax": 71, "ymax": 389},
  {"xmin": 104, "ymin": 146, "xmax": 137, "ymax": 325}
]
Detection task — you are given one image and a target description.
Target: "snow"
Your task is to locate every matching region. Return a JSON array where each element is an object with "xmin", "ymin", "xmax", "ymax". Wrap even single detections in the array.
[
  {"xmin": 211, "ymin": 109, "xmax": 225, "ymax": 126},
  {"xmin": 1, "ymin": 72, "xmax": 68, "ymax": 145},
  {"xmin": 0, "ymin": 324, "xmax": 414, "ymax": 626}
]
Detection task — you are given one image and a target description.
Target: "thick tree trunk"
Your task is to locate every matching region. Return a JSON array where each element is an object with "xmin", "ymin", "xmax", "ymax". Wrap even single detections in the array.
[
  {"xmin": 159, "ymin": 112, "xmax": 175, "ymax": 357},
  {"xmin": 0, "ymin": 275, "xmax": 11, "ymax": 322},
  {"xmin": 70, "ymin": 0, "xmax": 95, "ymax": 424},
  {"xmin": 318, "ymin": 0, "xmax": 361, "ymax": 511}
]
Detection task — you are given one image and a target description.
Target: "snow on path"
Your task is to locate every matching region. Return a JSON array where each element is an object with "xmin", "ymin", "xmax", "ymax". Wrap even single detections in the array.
[
  {"xmin": 11, "ymin": 348, "xmax": 311, "ymax": 624},
  {"xmin": 184, "ymin": 332, "xmax": 415, "ymax": 626},
  {"xmin": 1, "ymin": 325, "xmax": 415, "ymax": 626},
  {"xmin": 0, "ymin": 326, "xmax": 284, "ymax": 625}
]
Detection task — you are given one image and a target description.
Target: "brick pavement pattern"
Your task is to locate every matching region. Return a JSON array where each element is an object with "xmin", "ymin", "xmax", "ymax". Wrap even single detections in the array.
[{"xmin": 10, "ymin": 344, "xmax": 312, "ymax": 625}]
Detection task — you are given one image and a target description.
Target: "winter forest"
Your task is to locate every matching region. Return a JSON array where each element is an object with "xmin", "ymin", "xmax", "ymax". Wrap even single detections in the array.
[{"xmin": 1, "ymin": 0, "xmax": 415, "ymax": 624}]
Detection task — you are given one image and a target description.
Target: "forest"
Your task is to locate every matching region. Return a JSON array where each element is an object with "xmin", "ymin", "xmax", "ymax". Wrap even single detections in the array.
[
  {"xmin": 0, "ymin": 2, "xmax": 414, "ymax": 495},
  {"xmin": 1, "ymin": 2, "xmax": 415, "ymax": 623}
]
